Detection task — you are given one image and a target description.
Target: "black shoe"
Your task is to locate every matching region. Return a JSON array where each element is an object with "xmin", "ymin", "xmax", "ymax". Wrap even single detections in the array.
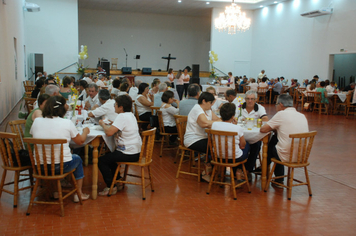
[{"xmin": 252, "ymin": 167, "xmax": 262, "ymax": 174}]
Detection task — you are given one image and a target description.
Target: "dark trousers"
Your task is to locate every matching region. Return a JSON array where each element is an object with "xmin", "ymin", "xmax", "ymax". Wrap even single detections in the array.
[
  {"xmin": 270, "ymin": 91, "xmax": 280, "ymax": 103},
  {"xmin": 245, "ymin": 141, "xmax": 261, "ymax": 172},
  {"xmin": 98, "ymin": 150, "xmax": 140, "ymax": 187},
  {"xmin": 139, "ymin": 112, "xmax": 151, "ymax": 130},
  {"xmin": 267, "ymin": 134, "xmax": 284, "ymax": 181},
  {"xmin": 183, "ymin": 83, "xmax": 189, "ymax": 98},
  {"xmin": 188, "ymin": 139, "xmax": 209, "ymax": 154},
  {"xmin": 176, "ymin": 85, "xmax": 184, "ymax": 100},
  {"xmin": 171, "ymin": 82, "xmax": 175, "ymax": 89},
  {"xmin": 229, "ymin": 142, "xmax": 250, "ymax": 174},
  {"xmin": 164, "ymin": 126, "xmax": 178, "ymax": 142}
]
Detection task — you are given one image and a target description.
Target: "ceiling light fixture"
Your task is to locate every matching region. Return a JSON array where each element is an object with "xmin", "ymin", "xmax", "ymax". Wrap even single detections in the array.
[
  {"xmin": 274, "ymin": 1, "xmax": 278, "ymax": 3},
  {"xmin": 214, "ymin": 0, "xmax": 251, "ymax": 35},
  {"xmin": 206, "ymin": 2, "xmax": 210, "ymax": 4},
  {"xmin": 178, "ymin": 0, "xmax": 181, "ymax": 3},
  {"xmin": 260, "ymin": 5, "xmax": 263, "ymax": 7}
]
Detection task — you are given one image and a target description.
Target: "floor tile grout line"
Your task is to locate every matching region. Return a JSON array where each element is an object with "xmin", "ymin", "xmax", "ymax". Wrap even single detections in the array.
[{"xmin": 309, "ymin": 170, "xmax": 356, "ymax": 190}]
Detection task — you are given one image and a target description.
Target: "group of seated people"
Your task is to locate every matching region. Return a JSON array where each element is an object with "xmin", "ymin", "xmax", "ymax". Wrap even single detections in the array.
[{"xmin": 21, "ymin": 68, "xmax": 354, "ymax": 203}]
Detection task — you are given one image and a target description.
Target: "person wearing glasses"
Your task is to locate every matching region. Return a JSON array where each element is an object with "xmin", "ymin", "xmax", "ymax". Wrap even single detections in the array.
[
  {"xmin": 260, "ymin": 94, "xmax": 308, "ymax": 188},
  {"xmin": 235, "ymin": 90, "xmax": 268, "ymax": 179}
]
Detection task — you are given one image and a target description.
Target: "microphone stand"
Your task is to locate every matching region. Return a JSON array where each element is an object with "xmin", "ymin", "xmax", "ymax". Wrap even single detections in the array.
[{"xmin": 124, "ymin": 48, "xmax": 128, "ymax": 67}]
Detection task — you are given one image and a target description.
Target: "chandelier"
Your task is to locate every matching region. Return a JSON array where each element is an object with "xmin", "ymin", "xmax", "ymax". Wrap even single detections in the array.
[{"xmin": 214, "ymin": 0, "xmax": 251, "ymax": 34}]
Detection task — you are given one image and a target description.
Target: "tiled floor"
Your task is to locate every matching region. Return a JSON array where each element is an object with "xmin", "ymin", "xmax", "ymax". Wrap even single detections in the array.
[{"xmin": 1, "ymin": 102, "xmax": 356, "ymax": 235}]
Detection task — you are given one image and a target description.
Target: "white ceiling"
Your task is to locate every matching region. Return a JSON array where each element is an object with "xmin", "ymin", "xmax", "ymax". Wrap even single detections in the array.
[{"xmin": 78, "ymin": 0, "xmax": 290, "ymax": 17}]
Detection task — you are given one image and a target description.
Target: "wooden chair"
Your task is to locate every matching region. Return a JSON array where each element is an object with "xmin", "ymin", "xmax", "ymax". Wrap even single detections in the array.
[
  {"xmin": 264, "ymin": 131, "xmax": 317, "ymax": 200},
  {"xmin": 23, "ymin": 138, "xmax": 83, "ymax": 217},
  {"xmin": 313, "ymin": 92, "xmax": 328, "ymax": 115},
  {"xmin": 24, "ymin": 98, "xmax": 37, "ymax": 113},
  {"xmin": 173, "ymin": 115, "xmax": 187, "ymax": 163},
  {"xmin": 175, "ymin": 116, "xmax": 205, "ymax": 182},
  {"xmin": 8, "ymin": 120, "xmax": 26, "ymax": 150},
  {"xmin": 346, "ymin": 94, "xmax": 356, "ymax": 118},
  {"xmin": 150, "ymin": 106, "xmax": 160, "ymax": 116},
  {"xmin": 244, "ymin": 85, "xmax": 250, "ymax": 93},
  {"xmin": 25, "ymin": 92, "xmax": 32, "ymax": 98},
  {"xmin": 108, "ymin": 128, "xmax": 156, "ymax": 200},
  {"xmin": 257, "ymin": 87, "xmax": 268, "ymax": 104},
  {"xmin": 283, "ymin": 86, "xmax": 290, "ymax": 95},
  {"xmin": 157, "ymin": 111, "xmax": 178, "ymax": 157},
  {"xmin": 110, "ymin": 94, "xmax": 117, "ymax": 99},
  {"xmin": 305, "ymin": 92, "xmax": 316, "ymax": 111},
  {"xmin": 24, "ymin": 85, "xmax": 35, "ymax": 93},
  {"xmin": 334, "ymin": 95, "xmax": 347, "ymax": 115},
  {"xmin": 0, "ymin": 132, "xmax": 33, "ymax": 208},
  {"xmin": 134, "ymin": 103, "xmax": 150, "ymax": 132},
  {"xmin": 205, "ymin": 129, "xmax": 251, "ymax": 200},
  {"xmin": 23, "ymin": 81, "xmax": 34, "ymax": 86},
  {"xmin": 111, "ymin": 58, "xmax": 118, "ymax": 70},
  {"xmin": 294, "ymin": 89, "xmax": 305, "ymax": 111}
]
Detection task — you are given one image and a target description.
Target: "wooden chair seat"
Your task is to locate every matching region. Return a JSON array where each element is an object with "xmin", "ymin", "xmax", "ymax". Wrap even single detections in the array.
[
  {"xmin": 23, "ymin": 138, "xmax": 83, "ymax": 217},
  {"xmin": 108, "ymin": 128, "xmax": 156, "ymax": 200},
  {"xmin": 206, "ymin": 129, "xmax": 251, "ymax": 200},
  {"xmin": 264, "ymin": 131, "xmax": 317, "ymax": 200},
  {"xmin": 0, "ymin": 132, "xmax": 34, "ymax": 208}
]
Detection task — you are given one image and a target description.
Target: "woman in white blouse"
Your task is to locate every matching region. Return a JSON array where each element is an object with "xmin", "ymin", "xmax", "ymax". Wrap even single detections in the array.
[
  {"xmin": 30, "ymin": 96, "xmax": 90, "ymax": 202},
  {"xmin": 167, "ymin": 68, "xmax": 175, "ymax": 88},
  {"xmin": 149, "ymin": 79, "xmax": 160, "ymax": 96},
  {"xmin": 184, "ymin": 92, "xmax": 220, "ymax": 154},
  {"xmin": 160, "ymin": 90, "xmax": 180, "ymax": 143},
  {"xmin": 118, "ymin": 82, "xmax": 129, "ymax": 96},
  {"xmin": 136, "ymin": 83, "xmax": 154, "ymax": 130},
  {"xmin": 182, "ymin": 68, "xmax": 190, "ymax": 98}
]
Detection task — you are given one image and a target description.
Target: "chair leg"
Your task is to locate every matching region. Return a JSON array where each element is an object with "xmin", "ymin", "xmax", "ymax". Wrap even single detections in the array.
[
  {"xmin": 207, "ymin": 166, "xmax": 216, "ymax": 195},
  {"xmin": 288, "ymin": 168, "xmax": 294, "ymax": 200},
  {"xmin": 26, "ymin": 179, "xmax": 40, "ymax": 216},
  {"xmin": 174, "ymin": 148, "xmax": 180, "ymax": 164},
  {"xmin": 71, "ymin": 173, "xmax": 82, "ymax": 205},
  {"xmin": 29, "ymin": 169, "xmax": 34, "ymax": 192},
  {"xmin": 147, "ymin": 166, "xmax": 154, "ymax": 192},
  {"xmin": 176, "ymin": 149, "xmax": 185, "ymax": 178},
  {"xmin": 197, "ymin": 153, "xmax": 201, "ymax": 183},
  {"xmin": 109, "ymin": 165, "xmax": 121, "ymax": 196},
  {"xmin": 57, "ymin": 180, "xmax": 64, "ymax": 217},
  {"xmin": 122, "ymin": 165, "xmax": 129, "ymax": 189},
  {"xmin": 264, "ymin": 163, "xmax": 276, "ymax": 192},
  {"xmin": 0, "ymin": 170, "xmax": 7, "ymax": 199},
  {"xmin": 141, "ymin": 167, "xmax": 146, "ymax": 200},
  {"xmin": 159, "ymin": 136, "xmax": 164, "ymax": 157},
  {"xmin": 13, "ymin": 171, "xmax": 19, "ymax": 208},
  {"xmin": 242, "ymin": 164, "xmax": 251, "ymax": 193},
  {"xmin": 230, "ymin": 168, "xmax": 237, "ymax": 200},
  {"xmin": 304, "ymin": 167, "xmax": 312, "ymax": 197}
]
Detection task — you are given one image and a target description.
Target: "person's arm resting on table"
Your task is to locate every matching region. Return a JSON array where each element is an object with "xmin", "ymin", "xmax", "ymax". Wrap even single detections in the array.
[
  {"xmin": 99, "ymin": 120, "xmax": 118, "ymax": 136},
  {"xmin": 72, "ymin": 127, "xmax": 90, "ymax": 145}
]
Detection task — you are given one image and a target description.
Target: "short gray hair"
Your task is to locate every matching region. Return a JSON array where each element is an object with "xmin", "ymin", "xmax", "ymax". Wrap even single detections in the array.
[
  {"xmin": 158, "ymin": 83, "xmax": 167, "ymax": 92},
  {"xmin": 88, "ymin": 83, "xmax": 99, "ymax": 91},
  {"xmin": 188, "ymin": 84, "xmax": 200, "ymax": 97},
  {"xmin": 245, "ymin": 90, "xmax": 257, "ymax": 99},
  {"xmin": 277, "ymin": 94, "xmax": 293, "ymax": 107},
  {"xmin": 45, "ymin": 84, "xmax": 60, "ymax": 96},
  {"xmin": 98, "ymin": 89, "xmax": 110, "ymax": 101},
  {"xmin": 135, "ymin": 79, "xmax": 142, "ymax": 88}
]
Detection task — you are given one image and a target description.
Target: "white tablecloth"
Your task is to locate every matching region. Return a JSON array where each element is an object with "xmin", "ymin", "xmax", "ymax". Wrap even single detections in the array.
[
  {"xmin": 240, "ymin": 125, "xmax": 269, "ymax": 144},
  {"xmin": 327, "ymin": 93, "xmax": 347, "ymax": 102},
  {"xmin": 202, "ymin": 85, "xmax": 231, "ymax": 94},
  {"xmin": 70, "ymin": 125, "xmax": 115, "ymax": 152}
]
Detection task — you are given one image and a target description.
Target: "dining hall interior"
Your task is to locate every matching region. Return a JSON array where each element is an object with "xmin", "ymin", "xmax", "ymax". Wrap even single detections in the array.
[{"xmin": 1, "ymin": 0, "xmax": 356, "ymax": 235}]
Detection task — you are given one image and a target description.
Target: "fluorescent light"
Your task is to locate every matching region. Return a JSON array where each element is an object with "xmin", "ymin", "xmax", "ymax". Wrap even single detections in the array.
[
  {"xmin": 260, "ymin": 5, "xmax": 263, "ymax": 7},
  {"xmin": 178, "ymin": 0, "xmax": 181, "ymax": 3},
  {"xmin": 206, "ymin": 2, "xmax": 210, "ymax": 4},
  {"xmin": 274, "ymin": 1, "xmax": 278, "ymax": 3}
]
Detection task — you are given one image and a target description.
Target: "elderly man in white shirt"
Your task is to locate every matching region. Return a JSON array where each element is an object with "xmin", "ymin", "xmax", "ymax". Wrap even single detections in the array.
[
  {"xmin": 88, "ymin": 89, "xmax": 118, "ymax": 122},
  {"xmin": 84, "ymin": 84, "xmax": 100, "ymax": 110},
  {"xmin": 258, "ymin": 70, "xmax": 266, "ymax": 79},
  {"xmin": 236, "ymin": 90, "xmax": 268, "ymax": 177},
  {"xmin": 96, "ymin": 75, "xmax": 106, "ymax": 88},
  {"xmin": 82, "ymin": 73, "xmax": 93, "ymax": 84}
]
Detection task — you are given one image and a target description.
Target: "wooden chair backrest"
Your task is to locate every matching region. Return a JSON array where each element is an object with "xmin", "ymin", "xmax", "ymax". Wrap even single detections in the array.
[
  {"xmin": 23, "ymin": 138, "xmax": 67, "ymax": 177},
  {"xmin": 111, "ymin": 58, "xmax": 118, "ymax": 64},
  {"xmin": 314, "ymin": 92, "xmax": 322, "ymax": 103},
  {"xmin": 297, "ymin": 87, "xmax": 306, "ymax": 92},
  {"xmin": 150, "ymin": 106, "xmax": 160, "ymax": 115},
  {"xmin": 24, "ymin": 85, "xmax": 35, "ymax": 92},
  {"xmin": 306, "ymin": 92, "xmax": 315, "ymax": 102},
  {"xmin": 25, "ymin": 92, "xmax": 32, "ymax": 98},
  {"xmin": 23, "ymin": 81, "xmax": 34, "ymax": 86},
  {"xmin": 157, "ymin": 110, "xmax": 165, "ymax": 134},
  {"xmin": 258, "ymin": 87, "xmax": 268, "ymax": 93},
  {"xmin": 288, "ymin": 131, "xmax": 317, "ymax": 164},
  {"xmin": 174, "ymin": 116, "xmax": 188, "ymax": 146},
  {"xmin": 110, "ymin": 94, "xmax": 117, "ymax": 100},
  {"xmin": 138, "ymin": 128, "xmax": 156, "ymax": 163},
  {"xmin": 206, "ymin": 129, "xmax": 239, "ymax": 164},
  {"xmin": 8, "ymin": 120, "xmax": 26, "ymax": 150},
  {"xmin": 24, "ymin": 98, "xmax": 37, "ymax": 112},
  {"xmin": 134, "ymin": 102, "xmax": 140, "ymax": 120},
  {"xmin": 0, "ymin": 132, "xmax": 23, "ymax": 168}
]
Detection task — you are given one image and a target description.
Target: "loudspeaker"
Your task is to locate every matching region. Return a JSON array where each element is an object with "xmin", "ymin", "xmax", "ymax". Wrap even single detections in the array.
[
  {"xmin": 101, "ymin": 61, "xmax": 110, "ymax": 76},
  {"xmin": 142, "ymin": 67, "xmax": 152, "ymax": 75},
  {"xmin": 192, "ymin": 64, "xmax": 199, "ymax": 78},
  {"xmin": 122, "ymin": 67, "xmax": 132, "ymax": 74}
]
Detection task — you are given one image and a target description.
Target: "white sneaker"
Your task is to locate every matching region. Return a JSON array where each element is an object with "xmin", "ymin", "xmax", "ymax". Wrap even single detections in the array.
[
  {"xmin": 99, "ymin": 187, "xmax": 117, "ymax": 196},
  {"xmin": 73, "ymin": 193, "xmax": 90, "ymax": 203}
]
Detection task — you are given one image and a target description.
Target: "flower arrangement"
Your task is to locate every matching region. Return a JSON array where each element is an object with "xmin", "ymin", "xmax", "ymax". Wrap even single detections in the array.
[
  {"xmin": 209, "ymin": 51, "xmax": 218, "ymax": 78},
  {"xmin": 70, "ymin": 87, "xmax": 80, "ymax": 116},
  {"xmin": 77, "ymin": 45, "xmax": 89, "ymax": 76},
  {"xmin": 236, "ymin": 96, "xmax": 244, "ymax": 121}
]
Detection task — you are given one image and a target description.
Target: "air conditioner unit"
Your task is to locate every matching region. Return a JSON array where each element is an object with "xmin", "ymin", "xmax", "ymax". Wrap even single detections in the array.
[{"xmin": 301, "ymin": 8, "xmax": 333, "ymax": 18}]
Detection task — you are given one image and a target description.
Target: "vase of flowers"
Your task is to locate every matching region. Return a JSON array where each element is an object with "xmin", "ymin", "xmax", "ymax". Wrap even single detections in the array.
[{"xmin": 209, "ymin": 51, "xmax": 218, "ymax": 78}]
